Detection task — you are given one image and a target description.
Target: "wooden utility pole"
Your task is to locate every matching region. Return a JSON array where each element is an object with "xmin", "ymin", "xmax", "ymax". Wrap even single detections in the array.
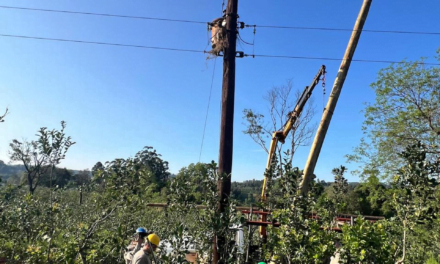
[
  {"xmin": 213, "ymin": 0, "xmax": 239, "ymax": 263},
  {"xmin": 299, "ymin": 0, "xmax": 372, "ymax": 195}
]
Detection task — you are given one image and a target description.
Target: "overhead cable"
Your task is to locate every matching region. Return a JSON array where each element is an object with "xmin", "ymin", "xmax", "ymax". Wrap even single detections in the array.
[
  {"xmin": 1, "ymin": 33, "xmax": 439, "ymax": 65},
  {"xmin": 1, "ymin": 5, "xmax": 440, "ymax": 36},
  {"xmin": 0, "ymin": 5, "xmax": 206, "ymax": 24},
  {"xmin": 0, "ymin": 33, "xmax": 204, "ymax": 53},
  {"xmin": 248, "ymin": 25, "xmax": 440, "ymax": 36},
  {"xmin": 248, "ymin": 54, "xmax": 440, "ymax": 65}
]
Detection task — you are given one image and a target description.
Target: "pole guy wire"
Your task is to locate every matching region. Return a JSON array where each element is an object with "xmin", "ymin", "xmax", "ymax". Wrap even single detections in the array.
[{"xmin": 199, "ymin": 58, "xmax": 217, "ymax": 162}]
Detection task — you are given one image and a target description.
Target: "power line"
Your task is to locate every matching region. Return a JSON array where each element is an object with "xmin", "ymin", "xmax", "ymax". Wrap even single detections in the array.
[
  {"xmin": 1, "ymin": 33, "xmax": 439, "ymax": 65},
  {"xmin": 247, "ymin": 24, "xmax": 440, "ymax": 36},
  {"xmin": 0, "ymin": 33, "xmax": 205, "ymax": 53},
  {"xmin": 1, "ymin": 5, "xmax": 440, "ymax": 36},
  {"xmin": 0, "ymin": 5, "xmax": 206, "ymax": 24},
  {"xmin": 247, "ymin": 54, "xmax": 440, "ymax": 65}
]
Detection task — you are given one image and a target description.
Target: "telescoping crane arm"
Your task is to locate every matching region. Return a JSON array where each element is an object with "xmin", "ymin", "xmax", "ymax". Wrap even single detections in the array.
[{"xmin": 260, "ymin": 65, "xmax": 326, "ymax": 202}]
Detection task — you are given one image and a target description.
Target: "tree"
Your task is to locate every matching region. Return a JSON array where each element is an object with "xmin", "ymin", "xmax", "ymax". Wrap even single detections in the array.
[
  {"xmin": 135, "ymin": 146, "xmax": 170, "ymax": 190},
  {"xmin": 174, "ymin": 162, "xmax": 210, "ymax": 203},
  {"xmin": 352, "ymin": 175, "xmax": 391, "ymax": 216},
  {"xmin": 9, "ymin": 121, "xmax": 75, "ymax": 194},
  {"xmin": 93, "ymin": 146, "xmax": 170, "ymax": 196},
  {"xmin": 338, "ymin": 218, "xmax": 394, "ymax": 264},
  {"xmin": 348, "ymin": 52, "xmax": 440, "ymax": 179},
  {"xmin": 243, "ymin": 80, "xmax": 317, "ymax": 168},
  {"xmin": 165, "ymin": 161, "xmax": 242, "ymax": 263},
  {"xmin": 91, "ymin": 161, "xmax": 104, "ymax": 186},
  {"xmin": 390, "ymin": 142, "xmax": 439, "ymax": 264},
  {"xmin": 332, "ymin": 166, "xmax": 349, "ymax": 206},
  {"xmin": 74, "ymin": 170, "xmax": 91, "ymax": 186},
  {"xmin": 263, "ymin": 159, "xmax": 336, "ymax": 263},
  {"xmin": 0, "ymin": 108, "xmax": 8, "ymax": 123},
  {"xmin": 38, "ymin": 167, "xmax": 72, "ymax": 188}
]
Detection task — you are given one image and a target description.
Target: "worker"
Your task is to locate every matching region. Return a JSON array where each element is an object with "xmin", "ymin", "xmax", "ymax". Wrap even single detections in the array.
[
  {"xmin": 124, "ymin": 227, "xmax": 150, "ymax": 264},
  {"xmin": 131, "ymin": 233, "xmax": 160, "ymax": 264}
]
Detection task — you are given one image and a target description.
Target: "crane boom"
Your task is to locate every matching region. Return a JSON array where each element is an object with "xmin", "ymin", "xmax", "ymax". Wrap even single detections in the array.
[{"xmin": 260, "ymin": 65, "xmax": 326, "ymax": 201}]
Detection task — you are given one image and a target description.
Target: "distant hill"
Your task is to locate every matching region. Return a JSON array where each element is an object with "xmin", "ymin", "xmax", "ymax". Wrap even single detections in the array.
[{"xmin": 0, "ymin": 160, "xmax": 26, "ymax": 180}]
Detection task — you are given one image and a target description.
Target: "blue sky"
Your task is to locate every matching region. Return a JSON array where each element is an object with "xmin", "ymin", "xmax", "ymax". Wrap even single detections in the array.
[{"xmin": 0, "ymin": 0, "xmax": 439, "ymax": 182}]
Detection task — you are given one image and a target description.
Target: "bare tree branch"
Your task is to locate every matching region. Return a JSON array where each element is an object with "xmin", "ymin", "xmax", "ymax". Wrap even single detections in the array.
[
  {"xmin": 242, "ymin": 80, "xmax": 317, "ymax": 168},
  {"xmin": 0, "ymin": 108, "xmax": 8, "ymax": 122}
]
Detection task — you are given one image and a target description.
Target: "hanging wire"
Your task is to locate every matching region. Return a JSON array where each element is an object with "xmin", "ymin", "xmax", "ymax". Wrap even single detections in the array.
[
  {"xmin": 252, "ymin": 25, "xmax": 256, "ymax": 56},
  {"xmin": 204, "ymin": 23, "xmax": 211, "ymax": 52},
  {"xmin": 199, "ymin": 57, "xmax": 217, "ymax": 162},
  {"xmin": 237, "ymin": 32, "xmax": 254, "ymax": 46},
  {"xmin": 236, "ymin": 33, "xmax": 246, "ymax": 51},
  {"xmin": 322, "ymin": 71, "xmax": 326, "ymax": 111},
  {"xmin": 236, "ymin": 29, "xmax": 255, "ymax": 55}
]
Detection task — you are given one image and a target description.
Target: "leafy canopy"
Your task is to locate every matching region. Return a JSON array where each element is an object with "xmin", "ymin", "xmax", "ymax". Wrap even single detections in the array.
[{"xmin": 348, "ymin": 50, "xmax": 440, "ymax": 179}]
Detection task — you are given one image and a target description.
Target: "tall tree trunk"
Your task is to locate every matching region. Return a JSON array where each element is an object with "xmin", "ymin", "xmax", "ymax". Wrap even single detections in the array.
[{"xmin": 27, "ymin": 173, "xmax": 34, "ymax": 195}]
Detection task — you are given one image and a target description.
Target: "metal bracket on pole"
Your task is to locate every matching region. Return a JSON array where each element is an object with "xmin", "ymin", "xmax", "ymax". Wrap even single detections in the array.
[{"xmin": 236, "ymin": 51, "xmax": 244, "ymax": 58}]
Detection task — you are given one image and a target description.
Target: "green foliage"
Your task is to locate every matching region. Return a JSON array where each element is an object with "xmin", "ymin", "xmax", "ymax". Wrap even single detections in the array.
[
  {"xmin": 348, "ymin": 53, "xmax": 440, "ymax": 179},
  {"xmin": 427, "ymin": 255, "xmax": 440, "ymax": 264},
  {"xmin": 389, "ymin": 142, "xmax": 440, "ymax": 264},
  {"xmin": 91, "ymin": 162, "xmax": 104, "ymax": 178},
  {"xmin": 1, "ymin": 146, "xmax": 248, "ymax": 263},
  {"xmin": 231, "ymin": 179, "xmax": 263, "ymax": 205},
  {"xmin": 9, "ymin": 121, "xmax": 75, "ymax": 194},
  {"xmin": 0, "ymin": 160, "xmax": 26, "ymax": 181},
  {"xmin": 352, "ymin": 175, "xmax": 392, "ymax": 216},
  {"xmin": 336, "ymin": 142, "xmax": 440, "ymax": 264},
  {"xmin": 173, "ymin": 162, "xmax": 211, "ymax": 203},
  {"xmin": 339, "ymin": 218, "xmax": 393, "ymax": 263},
  {"xmin": 331, "ymin": 166, "xmax": 349, "ymax": 209},
  {"xmin": 38, "ymin": 167, "xmax": 72, "ymax": 188},
  {"xmin": 0, "ymin": 144, "xmax": 172, "ymax": 263},
  {"xmin": 135, "ymin": 146, "xmax": 170, "ymax": 190},
  {"xmin": 242, "ymin": 109, "xmax": 267, "ymax": 146},
  {"xmin": 263, "ymin": 157, "xmax": 336, "ymax": 263},
  {"xmin": 1, "ymin": 99, "xmax": 439, "ymax": 264},
  {"xmin": 162, "ymin": 161, "xmax": 242, "ymax": 263}
]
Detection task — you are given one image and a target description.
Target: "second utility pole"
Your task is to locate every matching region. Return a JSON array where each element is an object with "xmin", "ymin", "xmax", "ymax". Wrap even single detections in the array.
[{"xmin": 214, "ymin": 0, "xmax": 239, "ymax": 263}]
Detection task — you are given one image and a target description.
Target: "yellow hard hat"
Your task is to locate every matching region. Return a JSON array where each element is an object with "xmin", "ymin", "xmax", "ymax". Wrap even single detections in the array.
[{"xmin": 147, "ymin": 233, "xmax": 160, "ymax": 247}]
